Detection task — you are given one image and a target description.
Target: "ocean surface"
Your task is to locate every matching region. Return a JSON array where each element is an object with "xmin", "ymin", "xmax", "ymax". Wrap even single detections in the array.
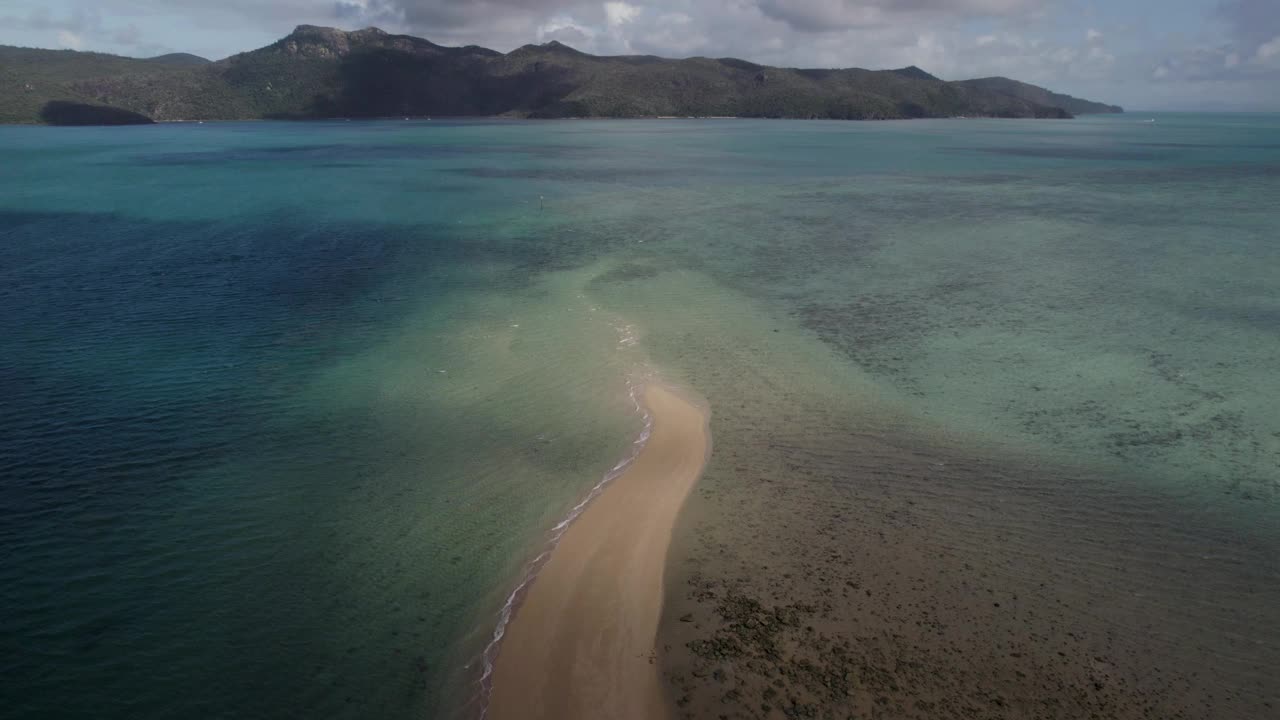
[{"xmin": 2, "ymin": 114, "xmax": 1278, "ymax": 719}]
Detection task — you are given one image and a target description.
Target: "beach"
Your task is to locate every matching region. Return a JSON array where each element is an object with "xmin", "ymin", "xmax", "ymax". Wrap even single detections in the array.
[{"xmin": 488, "ymin": 383, "xmax": 711, "ymax": 720}]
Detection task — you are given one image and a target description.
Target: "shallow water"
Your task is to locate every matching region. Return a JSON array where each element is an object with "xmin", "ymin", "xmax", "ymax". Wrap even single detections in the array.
[{"xmin": 2, "ymin": 115, "xmax": 1277, "ymax": 719}]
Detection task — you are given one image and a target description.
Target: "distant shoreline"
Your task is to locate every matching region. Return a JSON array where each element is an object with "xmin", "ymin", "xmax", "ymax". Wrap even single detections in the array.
[{"xmin": 8, "ymin": 113, "xmax": 1109, "ymax": 128}]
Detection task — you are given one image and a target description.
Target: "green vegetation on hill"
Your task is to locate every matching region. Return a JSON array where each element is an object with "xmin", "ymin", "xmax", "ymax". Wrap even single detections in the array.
[
  {"xmin": 0, "ymin": 26, "xmax": 1123, "ymax": 125},
  {"xmin": 145, "ymin": 53, "xmax": 212, "ymax": 66},
  {"xmin": 957, "ymin": 77, "xmax": 1123, "ymax": 115}
]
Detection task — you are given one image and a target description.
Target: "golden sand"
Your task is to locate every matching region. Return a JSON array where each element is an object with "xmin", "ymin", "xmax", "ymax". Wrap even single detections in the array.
[{"xmin": 488, "ymin": 383, "xmax": 710, "ymax": 720}]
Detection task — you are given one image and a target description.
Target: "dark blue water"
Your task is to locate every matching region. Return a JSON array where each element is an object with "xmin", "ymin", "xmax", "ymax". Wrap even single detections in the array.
[{"xmin": 1, "ymin": 210, "xmax": 427, "ymax": 717}]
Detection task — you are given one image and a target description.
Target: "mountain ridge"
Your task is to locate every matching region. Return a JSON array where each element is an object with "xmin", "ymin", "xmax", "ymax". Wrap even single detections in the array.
[
  {"xmin": 145, "ymin": 53, "xmax": 211, "ymax": 66},
  {"xmin": 0, "ymin": 25, "xmax": 1123, "ymax": 125}
]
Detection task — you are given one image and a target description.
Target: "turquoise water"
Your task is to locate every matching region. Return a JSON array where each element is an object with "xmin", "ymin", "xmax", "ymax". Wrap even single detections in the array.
[{"xmin": 2, "ymin": 114, "xmax": 1278, "ymax": 719}]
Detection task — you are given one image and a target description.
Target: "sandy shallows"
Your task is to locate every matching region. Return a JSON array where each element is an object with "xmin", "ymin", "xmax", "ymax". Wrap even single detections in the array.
[{"xmin": 488, "ymin": 383, "xmax": 711, "ymax": 720}]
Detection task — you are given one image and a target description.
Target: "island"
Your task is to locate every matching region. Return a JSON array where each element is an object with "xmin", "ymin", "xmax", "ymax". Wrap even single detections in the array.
[{"xmin": 0, "ymin": 25, "xmax": 1122, "ymax": 125}]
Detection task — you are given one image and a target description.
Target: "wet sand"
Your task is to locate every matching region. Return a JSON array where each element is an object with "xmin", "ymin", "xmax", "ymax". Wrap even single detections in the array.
[
  {"xmin": 488, "ymin": 383, "xmax": 711, "ymax": 720},
  {"xmin": 654, "ymin": 376, "xmax": 1280, "ymax": 720}
]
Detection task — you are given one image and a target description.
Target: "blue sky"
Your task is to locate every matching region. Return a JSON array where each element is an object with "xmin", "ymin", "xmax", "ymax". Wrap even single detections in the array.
[{"xmin": 2, "ymin": 1, "xmax": 1278, "ymax": 110}]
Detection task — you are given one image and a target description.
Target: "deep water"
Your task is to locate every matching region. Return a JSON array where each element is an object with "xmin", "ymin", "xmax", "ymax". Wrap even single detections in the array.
[{"xmin": 2, "ymin": 114, "xmax": 1278, "ymax": 719}]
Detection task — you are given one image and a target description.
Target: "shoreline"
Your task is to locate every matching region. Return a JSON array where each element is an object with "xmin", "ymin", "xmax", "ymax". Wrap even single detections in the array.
[
  {"xmin": 486, "ymin": 382, "xmax": 711, "ymax": 720},
  {"xmin": 473, "ymin": 378, "xmax": 655, "ymax": 712},
  {"xmin": 5, "ymin": 113, "xmax": 1126, "ymax": 128}
]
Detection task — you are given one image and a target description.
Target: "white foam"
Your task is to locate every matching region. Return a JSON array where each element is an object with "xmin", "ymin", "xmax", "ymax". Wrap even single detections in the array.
[{"xmin": 616, "ymin": 322, "xmax": 640, "ymax": 348}]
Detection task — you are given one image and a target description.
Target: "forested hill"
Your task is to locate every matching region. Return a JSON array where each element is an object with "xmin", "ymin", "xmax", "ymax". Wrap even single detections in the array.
[
  {"xmin": 0, "ymin": 25, "xmax": 1124, "ymax": 125},
  {"xmin": 957, "ymin": 76, "xmax": 1124, "ymax": 115}
]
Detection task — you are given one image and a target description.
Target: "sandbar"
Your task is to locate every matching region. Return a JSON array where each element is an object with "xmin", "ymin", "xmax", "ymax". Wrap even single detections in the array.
[{"xmin": 488, "ymin": 383, "xmax": 710, "ymax": 720}]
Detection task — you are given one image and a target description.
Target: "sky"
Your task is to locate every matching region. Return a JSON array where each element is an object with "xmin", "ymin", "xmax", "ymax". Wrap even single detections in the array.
[{"xmin": 1, "ymin": 0, "xmax": 1278, "ymax": 110}]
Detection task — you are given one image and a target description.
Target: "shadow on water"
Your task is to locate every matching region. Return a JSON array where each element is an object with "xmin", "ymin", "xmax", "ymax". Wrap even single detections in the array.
[
  {"xmin": 40, "ymin": 101, "xmax": 155, "ymax": 126},
  {"xmin": 129, "ymin": 142, "xmax": 588, "ymax": 167}
]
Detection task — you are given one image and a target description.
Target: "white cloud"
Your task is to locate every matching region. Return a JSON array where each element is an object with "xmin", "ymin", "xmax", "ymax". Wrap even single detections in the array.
[
  {"xmin": 538, "ymin": 15, "xmax": 595, "ymax": 44},
  {"xmin": 634, "ymin": 10, "xmax": 707, "ymax": 56},
  {"xmin": 57, "ymin": 30, "xmax": 83, "ymax": 49},
  {"xmin": 1257, "ymin": 35, "xmax": 1280, "ymax": 61},
  {"xmin": 603, "ymin": 1, "xmax": 640, "ymax": 26},
  {"xmin": 1085, "ymin": 28, "xmax": 1102, "ymax": 43},
  {"xmin": 1086, "ymin": 45, "xmax": 1113, "ymax": 64},
  {"xmin": 754, "ymin": 0, "xmax": 1041, "ymax": 33}
]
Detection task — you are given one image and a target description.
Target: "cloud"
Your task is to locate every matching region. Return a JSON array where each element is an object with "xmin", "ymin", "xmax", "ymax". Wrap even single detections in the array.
[
  {"xmin": 755, "ymin": 0, "xmax": 888, "ymax": 31},
  {"xmin": 1132, "ymin": 0, "xmax": 1278, "ymax": 106},
  {"xmin": 540, "ymin": 22, "xmax": 592, "ymax": 44},
  {"xmin": 754, "ymin": 0, "xmax": 1040, "ymax": 32},
  {"xmin": 1147, "ymin": 0, "xmax": 1280, "ymax": 88},
  {"xmin": 537, "ymin": 15, "xmax": 595, "ymax": 45},
  {"xmin": 386, "ymin": 0, "xmax": 582, "ymax": 33},
  {"xmin": 604, "ymin": 1, "xmax": 640, "ymax": 26},
  {"xmin": 1149, "ymin": 42, "xmax": 1280, "ymax": 86},
  {"xmin": 57, "ymin": 30, "xmax": 84, "ymax": 50},
  {"xmin": 5, "ymin": 6, "xmax": 102, "ymax": 35},
  {"xmin": 1, "ymin": 5, "xmax": 177, "ymax": 55},
  {"xmin": 1218, "ymin": 0, "xmax": 1280, "ymax": 50},
  {"xmin": 113, "ymin": 24, "xmax": 141, "ymax": 45},
  {"xmin": 334, "ymin": 0, "xmax": 404, "ymax": 25},
  {"xmin": 339, "ymin": 0, "xmax": 1056, "ymax": 55},
  {"xmin": 1258, "ymin": 35, "xmax": 1280, "ymax": 62}
]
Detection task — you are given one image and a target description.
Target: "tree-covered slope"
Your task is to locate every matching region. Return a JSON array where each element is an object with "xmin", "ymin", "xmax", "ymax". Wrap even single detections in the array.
[
  {"xmin": 0, "ymin": 26, "xmax": 1124, "ymax": 124},
  {"xmin": 0, "ymin": 46, "xmax": 187, "ymax": 123},
  {"xmin": 958, "ymin": 76, "xmax": 1124, "ymax": 114},
  {"xmin": 145, "ymin": 53, "xmax": 211, "ymax": 66}
]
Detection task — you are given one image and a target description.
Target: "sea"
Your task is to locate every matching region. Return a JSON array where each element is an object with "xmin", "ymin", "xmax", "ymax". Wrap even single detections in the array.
[{"xmin": 2, "ymin": 114, "xmax": 1277, "ymax": 719}]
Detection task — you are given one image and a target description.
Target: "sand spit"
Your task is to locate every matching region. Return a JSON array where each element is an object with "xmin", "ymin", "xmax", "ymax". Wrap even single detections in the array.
[{"xmin": 488, "ymin": 383, "xmax": 711, "ymax": 720}]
